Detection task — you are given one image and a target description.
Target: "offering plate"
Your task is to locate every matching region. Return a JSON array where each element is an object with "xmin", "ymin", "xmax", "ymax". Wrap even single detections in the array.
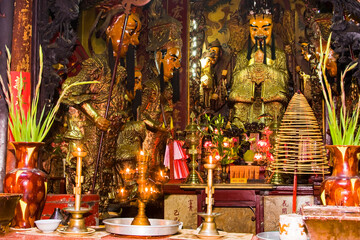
[{"xmin": 103, "ymin": 218, "xmax": 182, "ymax": 236}]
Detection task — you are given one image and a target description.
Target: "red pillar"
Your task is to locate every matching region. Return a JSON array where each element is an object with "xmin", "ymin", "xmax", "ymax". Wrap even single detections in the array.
[{"xmin": 6, "ymin": 0, "xmax": 33, "ymax": 172}]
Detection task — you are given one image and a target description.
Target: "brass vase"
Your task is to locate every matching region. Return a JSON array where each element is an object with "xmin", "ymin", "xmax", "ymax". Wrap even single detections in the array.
[
  {"xmin": 320, "ymin": 145, "xmax": 360, "ymax": 206},
  {"xmin": 220, "ymin": 164, "xmax": 228, "ymax": 183},
  {"xmin": 4, "ymin": 142, "xmax": 47, "ymax": 228}
]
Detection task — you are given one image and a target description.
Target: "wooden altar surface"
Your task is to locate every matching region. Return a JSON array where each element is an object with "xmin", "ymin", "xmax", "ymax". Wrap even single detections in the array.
[
  {"xmin": 0, "ymin": 229, "xmax": 256, "ymax": 240},
  {"xmin": 179, "ymin": 183, "xmax": 275, "ymax": 190}
]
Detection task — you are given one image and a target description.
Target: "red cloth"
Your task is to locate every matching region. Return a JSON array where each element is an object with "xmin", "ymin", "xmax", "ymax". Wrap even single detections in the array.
[{"xmin": 164, "ymin": 140, "xmax": 189, "ymax": 179}]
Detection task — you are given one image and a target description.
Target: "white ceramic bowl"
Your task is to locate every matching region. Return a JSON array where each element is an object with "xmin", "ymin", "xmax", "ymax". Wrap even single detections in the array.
[
  {"xmin": 35, "ymin": 219, "xmax": 61, "ymax": 232},
  {"xmin": 257, "ymin": 231, "xmax": 280, "ymax": 240}
]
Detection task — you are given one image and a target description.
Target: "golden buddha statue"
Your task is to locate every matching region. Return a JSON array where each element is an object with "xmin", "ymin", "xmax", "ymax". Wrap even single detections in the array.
[{"xmin": 229, "ymin": 12, "xmax": 289, "ymax": 128}]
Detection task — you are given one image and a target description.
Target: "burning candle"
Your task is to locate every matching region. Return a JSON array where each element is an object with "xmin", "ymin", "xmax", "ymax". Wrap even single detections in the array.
[
  {"xmin": 139, "ymin": 150, "xmax": 145, "ymax": 162},
  {"xmin": 117, "ymin": 187, "xmax": 129, "ymax": 201},
  {"xmin": 73, "ymin": 146, "xmax": 86, "ymax": 211},
  {"xmin": 205, "ymin": 162, "xmax": 214, "ymax": 215}
]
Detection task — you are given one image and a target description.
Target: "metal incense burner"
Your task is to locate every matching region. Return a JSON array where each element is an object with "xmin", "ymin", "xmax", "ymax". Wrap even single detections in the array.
[
  {"xmin": 103, "ymin": 151, "xmax": 182, "ymax": 236},
  {"xmin": 197, "ymin": 159, "xmax": 222, "ymax": 238},
  {"xmin": 58, "ymin": 149, "xmax": 95, "ymax": 235}
]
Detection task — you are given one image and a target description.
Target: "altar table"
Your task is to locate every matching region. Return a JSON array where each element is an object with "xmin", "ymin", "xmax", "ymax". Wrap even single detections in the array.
[
  {"xmin": 164, "ymin": 182, "xmax": 316, "ymax": 233},
  {"xmin": 0, "ymin": 229, "xmax": 256, "ymax": 240}
]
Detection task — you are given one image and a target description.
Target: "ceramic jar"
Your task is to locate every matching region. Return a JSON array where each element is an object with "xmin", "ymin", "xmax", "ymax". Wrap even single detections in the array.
[
  {"xmin": 320, "ymin": 145, "xmax": 360, "ymax": 206},
  {"xmin": 4, "ymin": 142, "xmax": 47, "ymax": 228}
]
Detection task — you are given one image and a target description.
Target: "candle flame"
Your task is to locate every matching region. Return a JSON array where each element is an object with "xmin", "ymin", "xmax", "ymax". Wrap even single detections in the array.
[
  {"xmin": 121, "ymin": 188, "xmax": 124, "ymax": 193},
  {"xmin": 140, "ymin": 150, "xmax": 144, "ymax": 156},
  {"xmin": 160, "ymin": 170, "xmax": 163, "ymax": 177},
  {"xmin": 126, "ymin": 168, "xmax": 130, "ymax": 173},
  {"xmin": 77, "ymin": 147, "xmax": 81, "ymax": 152},
  {"xmin": 145, "ymin": 187, "xmax": 148, "ymax": 192}
]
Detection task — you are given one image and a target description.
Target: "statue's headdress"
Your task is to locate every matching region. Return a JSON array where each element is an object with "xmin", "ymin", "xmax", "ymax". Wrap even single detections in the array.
[
  {"xmin": 208, "ymin": 39, "xmax": 221, "ymax": 49},
  {"xmin": 147, "ymin": 15, "xmax": 183, "ymax": 52},
  {"xmin": 146, "ymin": 1, "xmax": 183, "ymax": 102},
  {"xmin": 243, "ymin": 0, "xmax": 274, "ymax": 20}
]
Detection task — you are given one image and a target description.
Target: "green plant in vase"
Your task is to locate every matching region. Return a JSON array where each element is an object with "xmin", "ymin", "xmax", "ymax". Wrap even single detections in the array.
[
  {"xmin": 317, "ymin": 33, "xmax": 360, "ymax": 206},
  {"xmin": 0, "ymin": 46, "xmax": 97, "ymax": 142},
  {"xmin": 200, "ymin": 114, "xmax": 240, "ymax": 183},
  {"xmin": 0, "ymin": 46, "xmax": 98, "ymax": 228}
]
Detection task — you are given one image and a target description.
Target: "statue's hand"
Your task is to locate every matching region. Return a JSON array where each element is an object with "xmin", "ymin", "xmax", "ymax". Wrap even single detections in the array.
[
  {"xmin": 95, "ymin": 116, "xmax": 111, "ymax": 131},
  {"xmin": 250, "ymin": 64, "xmax": 266, "ymax": 84},
  {"xmin": 254, "ymin": 50, "xmax": 264, "ymax": 63}
]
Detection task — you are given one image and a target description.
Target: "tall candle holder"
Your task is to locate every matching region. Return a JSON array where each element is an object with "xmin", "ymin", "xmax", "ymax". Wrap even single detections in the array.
[
  {"xmin": 131, "ymin": 151, "xmax": 151, "ymax": 225},
  {"xmin": 185, "ymin": 114, "xmax": 203, "ymax": 184},
  {"xmin": 115, "ymin": 151, "xmax": 165, "ymax": 226},
  {"xmin": 58, "ymin": 147, "xmax": 95, "ymax": 235},
  {"xmin": 197, "ymin": 157, "xmax": 221, "ymax": 237}
]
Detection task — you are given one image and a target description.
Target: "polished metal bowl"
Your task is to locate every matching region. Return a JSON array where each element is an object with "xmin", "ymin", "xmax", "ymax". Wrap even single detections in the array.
[
  {"xmin": 0, "ymin": 193, "xmax": 22, "ymax": 233},
  {"xmin": 256, "ymin": 231, "xmax": 280, "ymax": 240},
  {"xmin": 103, "ymin": 218, "xmax": 182, "ymax": 236}
]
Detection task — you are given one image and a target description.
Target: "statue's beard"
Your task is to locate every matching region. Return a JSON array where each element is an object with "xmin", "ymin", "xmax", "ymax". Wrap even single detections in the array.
[
  {"xmin": 247, "ymin": 33, "xmax": 275, "ymax": 62},
  {"xmin": 254, "ymin": 36, "xmax": 267, "ymax": 50}
]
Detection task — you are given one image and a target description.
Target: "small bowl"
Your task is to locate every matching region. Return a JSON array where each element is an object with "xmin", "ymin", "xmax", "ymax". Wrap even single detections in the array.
[
  {"xmin": 0, "ymin": 193, "xmax": 22, "ymax": 233},
  {"xmin": 256, "ymin": 231, "xmax": 280, "ymax": 240},
  {"xmin": 35, "ymin": 219, "xmax": 61, "ymax": 233}
]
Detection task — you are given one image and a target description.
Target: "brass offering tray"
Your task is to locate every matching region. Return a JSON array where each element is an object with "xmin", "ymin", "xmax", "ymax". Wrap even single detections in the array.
[
  {"xmin": 103, "ymin": 218, "xmax": 182, "ymax": 236},
  {"xmin": 57, "ymin": 227, "xmax": 95, "ymax": 235}
]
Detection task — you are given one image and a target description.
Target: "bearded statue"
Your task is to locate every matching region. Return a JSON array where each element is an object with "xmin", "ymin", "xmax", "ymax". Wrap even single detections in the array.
[{"xmin": 229, "ymin": 0, "xmax": 289, "ymax": 128}]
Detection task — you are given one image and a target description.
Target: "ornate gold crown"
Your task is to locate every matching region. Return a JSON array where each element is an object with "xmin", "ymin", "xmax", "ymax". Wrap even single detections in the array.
[
  {"xmin": 246, "ymin": 0, "xmax": 273, "ymax": 19},
  {"xmin": 147, "ymin": 14, "xmax": 183, "ymax": 52}
]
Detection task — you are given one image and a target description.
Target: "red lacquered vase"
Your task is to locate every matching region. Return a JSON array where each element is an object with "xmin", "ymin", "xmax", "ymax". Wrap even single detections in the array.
[
  {"xmin": 320, "ymin": 145, "xmax": 360, "ymax": 206},
  {"xmin": 4, "ymin": 142, "xmax": 47, "ymax": 228}
]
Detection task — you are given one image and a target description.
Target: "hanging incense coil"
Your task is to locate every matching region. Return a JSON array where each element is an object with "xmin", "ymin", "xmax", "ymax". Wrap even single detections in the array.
[{"xmin": 271, "ymin": 92, "xmax": 329, "ymax": 174}]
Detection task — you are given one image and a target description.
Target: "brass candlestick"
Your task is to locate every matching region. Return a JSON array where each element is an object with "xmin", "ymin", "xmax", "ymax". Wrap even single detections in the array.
[
  {"xmin": 131, "ymin": 151, "xmax": 151, "ymax": 225},
  {"xmin": 185, "ymin": 113, "xmax": 202, "ymax": 184},
  {"xmin": 198, "ymin": 159, "xmax": 221, "ymax": 236},
  {"xmin": 59, "ymin": 148, "xmax": 94, "ymax": 235}
]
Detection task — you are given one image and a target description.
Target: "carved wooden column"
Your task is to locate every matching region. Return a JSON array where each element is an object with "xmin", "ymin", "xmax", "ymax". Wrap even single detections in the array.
[
  {"xmin": 10, "ymin": 0, "xmax": 33, "ymax": 108},
  {"xmin": 11, "ymin": 0, "xmax": 33, "ymax": 73},
  {"xmin": 0, "ymin": 0, "xmax": 14, "ymax": 193},
  {"xmin": 6, "ymin": 0, "xmax": 33, "ymax": 172}
]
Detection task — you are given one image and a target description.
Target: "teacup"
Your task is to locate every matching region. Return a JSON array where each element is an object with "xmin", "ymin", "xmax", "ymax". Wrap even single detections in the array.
[{"xmin": 279, "ymin": 213, "xmax": 307, "ymax": 240}]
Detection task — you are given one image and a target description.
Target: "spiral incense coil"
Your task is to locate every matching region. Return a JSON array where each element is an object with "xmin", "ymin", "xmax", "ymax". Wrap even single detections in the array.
[{"xmin": 271, "ymin": 92, "xmax": 329, "ymax": 174}]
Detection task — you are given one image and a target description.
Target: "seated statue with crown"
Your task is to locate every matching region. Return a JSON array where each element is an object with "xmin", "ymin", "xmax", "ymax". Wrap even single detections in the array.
[{"xmin": 229, "ymin": 1, "xmax": 289, "ymax": 128}]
